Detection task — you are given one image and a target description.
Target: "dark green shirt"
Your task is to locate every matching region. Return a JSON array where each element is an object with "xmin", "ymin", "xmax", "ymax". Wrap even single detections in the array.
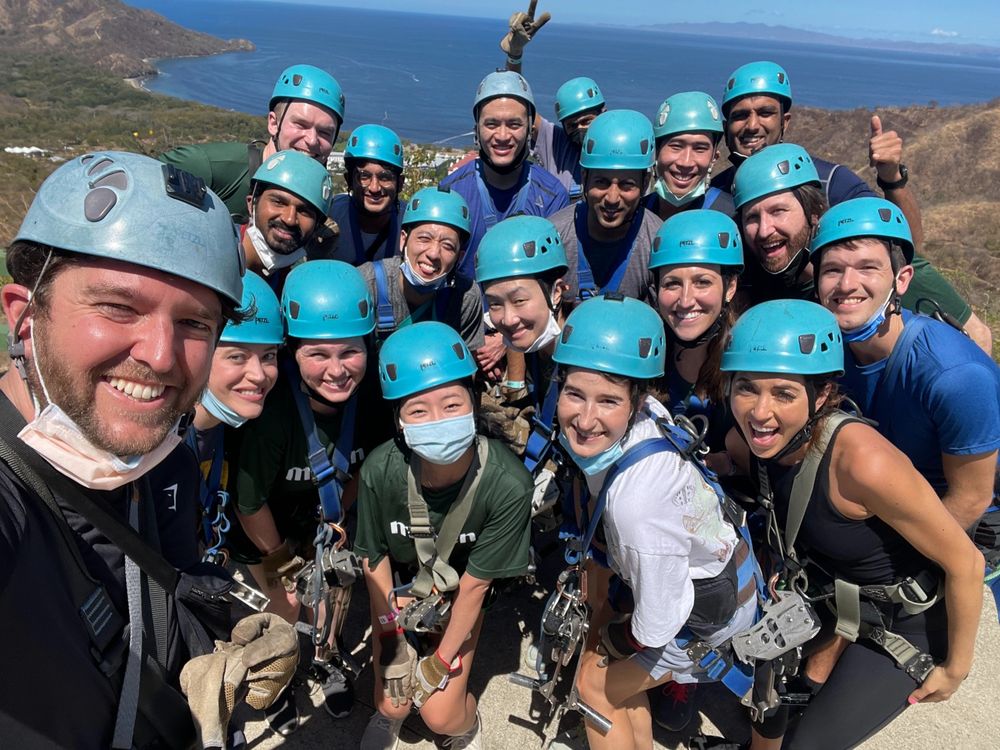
[
  {"xmin": 354, "ymin": 437, "xmax": 533, "ymax": 581},
  {"xmin": 160, "ymin": 141, "xmax": 259, "ymax": 222}
]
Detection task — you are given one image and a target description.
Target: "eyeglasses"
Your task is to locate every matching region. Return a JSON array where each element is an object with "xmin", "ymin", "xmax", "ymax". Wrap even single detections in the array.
[{"xmin": 355, "ymin": 168, "xmax": 397, "ymax": 187}]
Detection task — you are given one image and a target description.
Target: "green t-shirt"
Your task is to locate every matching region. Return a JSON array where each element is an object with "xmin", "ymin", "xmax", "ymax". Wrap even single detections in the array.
[
  {"xmin": 354, "ymin": 437, "xmax": 533, "ymax": 582},
  {"xmin": 159, "ymin": 141, "xmax": 259, "ymax": 223},
  {"xmin": 228, "ymin": 373, "xmax": 391, "ymax": 552}
]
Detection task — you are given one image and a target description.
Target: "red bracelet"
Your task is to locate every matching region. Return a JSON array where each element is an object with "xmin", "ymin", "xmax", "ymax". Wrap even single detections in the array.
[{"xmin": 435, "ymin": 649, "xmax": 462, "ymax": 674}]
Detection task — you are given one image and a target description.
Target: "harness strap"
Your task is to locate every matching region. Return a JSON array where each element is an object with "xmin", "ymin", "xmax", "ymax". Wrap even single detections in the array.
[
  {"xmin": 282, "ymin": 361, "xmax": 356, "ymax": 524},
  {"xmin": 407, "ymin": 438, "xmax": 489, "ymax": 599},
  {"xmin": 349, "ymin": 200, "xmax": 399, "ymax": 264},
  {"xmin": 522, "ymin": 363, "xmax": 561, "ymax": 475},
  {"xmin": 573, "ymin": 201, "xmax": 645, "ymax": 301},
  {"xmin": 784, "ymin": 412, "xmax": 855, "ymax": 559},
  {"xmin": 702, "ymin": 187, "xmax": 722, "ymax": 210},
  {"xmin": 373, "ymin": 260, "xmax": 398, "ymax": 337}
]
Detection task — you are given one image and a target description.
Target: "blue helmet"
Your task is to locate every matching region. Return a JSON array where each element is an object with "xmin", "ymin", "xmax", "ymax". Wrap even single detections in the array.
[
  {"xmin": 653, "ymin": 91, "xmax": 724, "ymax": 142},
  {"xmin": 650, "ymin": 210, "xmax": 743, "ymax": 273},
  {"xmin": 402, "ymin": 186, "xmax": 471, "ymax": 239},
  {"xmin": 721, "ymin": 299, "xmax": 843, "ymax": 376},
  {"xmin": 14, "ymin": 151, "xmax": 243, "ymax": 305},
  {"xmin": 553, "ymin": 294, "xmax": 665, "ymax": 380},
  {"xmin": 270, "ymin": 64, "xmax": 345, "ymax": 123},
  {"xmin": 579, "ymin": 109, "xmax": 655, "ymax": 172},
  {"xmin": 345, "ymin": 124, "xmax": 404, "ymax": 171},
  {"xmin": 473, "ymin": 71, "xmax": 535, "ymax": 121},
  {"xmin": 251, "ymin": 150, "xmax": 334, "ymax": 216},
  {"xmin": 731, "ymin": 143, "xmax": 819, "ymax": 209},
  {"xmin": 281, "ymin": 260, "xmax": 375, "ymax": 340},
  {"xmin": 221, "ymin": 271, "xmax": 284, "ymax": 345},
  {"xmin": 722, "ymin": 61, "xmax": 792, "ymax": 113},
  {"xmin": 475, "ymin": 215, "xmax": 567, "ymax": 284},
  {"xmin": 810, "ymin": 197, "xmax": 915, "ymax": 264},
  {"xmin": 378, "ymin": 321, "xmax": 477, "ymax": 400},
  {"xmin": 554, "ymin": 77, "xmax": 605, "ymax": 122}
]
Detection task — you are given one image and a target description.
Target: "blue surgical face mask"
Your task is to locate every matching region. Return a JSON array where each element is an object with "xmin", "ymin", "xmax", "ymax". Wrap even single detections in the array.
[
  {"xmin": 841, "ymin": 289, "xmax": 895, "ymax": 343},
  {"xmin": 402, "ymin": 412, "xmax": 476, "ymax": 465},
  {"xmin": 654, "ymin": 175, "xmax": 708, "ymax": 207},
  {"xmin": 400, "ymin": 254, "xmax": 449, "ymax": 294},
  {"xmin": 200, "ymin": 387, "xmax": 248, "ymax": 428},
  {"xmin": 557, "ymin": 430, "xmax": 625, "ymax": 477}
]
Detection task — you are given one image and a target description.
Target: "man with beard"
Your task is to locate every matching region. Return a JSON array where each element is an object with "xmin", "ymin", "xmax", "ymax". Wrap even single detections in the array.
[
  {"xmin": 241, "ymin": 149, "xmax": 333, "ymax": 290},
  {"xmin": 0, "ymin": 152, "xmax": 245, "ymax": 747},
  {"xmin": 329, "ymin": 124, "xmax": 406, "ymax": 265},
  {"xmin": 714, "ymin": 60, "xmax": 992, "ymax": 352},
  {"xmin": 733, "ymin": 144, "xmax": 993, "ymax": 355},
  {"xmin": 550, "ymin": 109, "xmax": 662, "ymax": 306}
]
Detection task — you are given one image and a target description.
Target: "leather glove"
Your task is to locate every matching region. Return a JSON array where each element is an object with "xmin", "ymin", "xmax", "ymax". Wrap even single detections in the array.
[
  {"xmin": 412, "ymin": 650, "xmax": 461, "ymax": 707},
  {"xmin": 260, "ymin": 542, "xmax": 305, "ymax": 593},
  {"xmin": 378, "ymin": 628, "xmax": 418, "ymax": 707},
  {"xmin": 598, "ymin": 614, "xmax": 644, "ymax": 664},
  {"xmin": 499, "ymin": 1, "xmax": 552, "ymax": 58}
]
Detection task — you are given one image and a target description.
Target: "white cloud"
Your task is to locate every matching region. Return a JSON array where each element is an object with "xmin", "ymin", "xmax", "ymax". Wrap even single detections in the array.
[{"xmin": 930, "ymin": 28, "xmax": 960, "ymax": 38}]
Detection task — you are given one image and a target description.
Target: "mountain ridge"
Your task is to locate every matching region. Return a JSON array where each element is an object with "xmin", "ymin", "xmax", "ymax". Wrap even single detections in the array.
[{"xmin": 0, "ymin": 0, "xmax": 254, "ymax": 77}]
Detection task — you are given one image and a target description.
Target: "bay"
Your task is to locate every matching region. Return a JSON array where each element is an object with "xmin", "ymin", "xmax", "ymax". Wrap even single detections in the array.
[{"xmin": 134, "ymin": 0, "xmax": 1000, "ymax": 144}]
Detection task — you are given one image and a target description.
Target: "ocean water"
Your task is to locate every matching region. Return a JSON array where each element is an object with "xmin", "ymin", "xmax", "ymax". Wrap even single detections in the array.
[{"xmin": 134, "ymin": 0, "xmax": 1000, "ymax": 144}]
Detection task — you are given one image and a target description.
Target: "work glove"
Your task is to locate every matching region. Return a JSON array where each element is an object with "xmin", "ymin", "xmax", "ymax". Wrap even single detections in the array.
[
  {"xmin": 500, "ymin": 1, "xmax": 552, "ymax": 59},
  {"xmin": 412, "ymin": 650, "xmax": 461, "ymax": 707},
  {"xmin": 378, "ymin": 628, "xmax": 418, "ymax": 707},
  {"xmin": 260, "ymin": 542, "xmax": 306, "ymax": 594},
  {"xmin": 180, "ymin": 613, "xmax": 299, "ymax": 749}
]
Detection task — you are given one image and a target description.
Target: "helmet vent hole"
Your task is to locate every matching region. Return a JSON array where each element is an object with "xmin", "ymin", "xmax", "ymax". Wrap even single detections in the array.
[
  {"xmin": 717, "ymin": 232, "xmax": 730, "ymax": 248},
  {"xmin": 292, "ymin": 74, "xmax": 303, "ymax": 86},
  {"xmin": 778, "ymin": 73, "xmax": 786, "ymax": 84},
  {"xmin": 288, "ymin": 300, "xmax": 301, "ymax": 319},
  {"xmin": 84, "ymin": 187, "xmax": 118, "ymax": 222},
  {"xmin": 358, "ymin": 300, "xmax": 369, "ymax": 318},
  {"xmin": 87, "ymin": 157, "xmax": 115, "ymax": 176},
  {"xmin": 777, "ymin": 160, "xmax": 790, "ymax": 176},
  {"xmin": 652, "ymin": 237, "xmax": 661, "ymax": 251},
  {"xmin": 586, "ymin": 139, "xmax": 595, "ymax": 154},
  {"xmin": 820, "ymin": 342, "xmax": 829, "ymax": 352},
  {"xmin": 92, "ymin": 171, "xmax": 128, "ymax": 191},
  {"xmin": 640, "ymin": 139, "xmax": 650, "ymax": 154},
  {"xmin": 638, "ymin": 338, "xmax": 652, "ymax": 358},
  {"xmin": 523, "ymin": 241, "xmax": 536, "ymax": 258},
  {"xmin": 81, "ymin": 154, "xmax": 94, "ymax": 165},
  {"xmin": 878, "ymin": 208, "xmax": 892, "ymax": 222},
  {"xmin": 561, "ymin": 325, "xmax": 573, "ymax": 344},
  {"xmin": 452, "ymin": 343, "xmax": 467, "ymax": 361},
  {"xmin": 385, "ymin": 364, "xmax": 398, "ymax": 381},
  {"xmin": 798, "ymin": 334, "xmax": 816, "ymax": 355}
]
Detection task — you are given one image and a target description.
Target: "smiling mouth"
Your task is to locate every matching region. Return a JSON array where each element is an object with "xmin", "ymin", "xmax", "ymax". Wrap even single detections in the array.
[{"xmin": 107, "ymin": 377, "xmax": 166, "ymax": 402}]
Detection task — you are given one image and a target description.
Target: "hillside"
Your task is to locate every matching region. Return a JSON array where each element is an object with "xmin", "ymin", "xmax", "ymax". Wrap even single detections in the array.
[{"xmin": 0, "ymin": 0, "xmax": 253, "ymax": 77}]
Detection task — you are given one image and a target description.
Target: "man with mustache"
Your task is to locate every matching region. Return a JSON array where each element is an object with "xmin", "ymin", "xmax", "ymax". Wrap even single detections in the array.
[
  {"xmin": 240, "ymin": 150, "xmax": 334, "ymax": 291},
  {"xmin": 0, "ymin": 152, "xmax": 246, "ymax": 747}
]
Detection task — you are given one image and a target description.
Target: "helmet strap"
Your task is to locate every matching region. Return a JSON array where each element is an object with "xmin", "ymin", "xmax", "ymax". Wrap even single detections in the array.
[{"xmin": 8, "ymin": 249, "xmax": 54, "ymax": 384}]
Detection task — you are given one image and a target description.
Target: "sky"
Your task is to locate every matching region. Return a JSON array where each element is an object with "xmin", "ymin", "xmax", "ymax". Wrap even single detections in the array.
[{"xmin": 232, "ymin": 0, "xmax": 1000, "ymax": 46}]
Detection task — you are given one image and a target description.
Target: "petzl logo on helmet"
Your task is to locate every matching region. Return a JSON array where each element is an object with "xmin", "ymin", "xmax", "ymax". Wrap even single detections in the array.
[{"xmin": 838, "ymin": 217, "xmax": 854, "ymax": 227}]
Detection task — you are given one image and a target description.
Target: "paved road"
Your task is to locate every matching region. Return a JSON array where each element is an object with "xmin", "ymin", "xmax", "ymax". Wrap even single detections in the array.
[{"xmin": 240, "ymin": 560, "xmax": 1000, "ymax": 750}]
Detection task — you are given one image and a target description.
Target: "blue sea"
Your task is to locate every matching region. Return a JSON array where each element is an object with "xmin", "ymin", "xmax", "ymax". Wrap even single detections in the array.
[{"xmin": 132, "ymin": 0, "xmax": 1000, "ymax": 144}]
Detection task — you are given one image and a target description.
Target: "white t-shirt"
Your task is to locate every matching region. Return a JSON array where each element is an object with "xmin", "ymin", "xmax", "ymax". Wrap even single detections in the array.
[{"xmin": 584, "ymin": 396, "xmax": 738, "ymax": 648}]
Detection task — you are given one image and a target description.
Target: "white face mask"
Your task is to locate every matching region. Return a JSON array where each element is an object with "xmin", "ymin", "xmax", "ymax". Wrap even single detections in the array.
[
  {"xmin": 507, "ymin": 310, "xmax": 562, "ymax": 354},
  {"xmin": 247, "ymin": 208, "xmax": 305, "ymax": 275},
  {"xmin": 654, "ymin": 175, "xmax": 709, "ymax": 207},
  {"xmin": 17, "ymin": 328, "xmax": 182, "ymax": 490}
]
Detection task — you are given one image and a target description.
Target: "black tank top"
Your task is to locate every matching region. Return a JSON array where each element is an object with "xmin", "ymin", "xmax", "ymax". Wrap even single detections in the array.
[{"xmin": 759, "ymin": 419, "xmax": 933, "ymax": 587}]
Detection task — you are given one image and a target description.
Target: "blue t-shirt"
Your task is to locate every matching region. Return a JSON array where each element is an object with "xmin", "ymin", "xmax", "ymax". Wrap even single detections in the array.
[
  {"xmin": 840, "ymin": 311, "xmax": 1000, "ymax": 494},
  {"xmin": 441, "ymin": 158, "xmax": 569, "ymax": 278}
]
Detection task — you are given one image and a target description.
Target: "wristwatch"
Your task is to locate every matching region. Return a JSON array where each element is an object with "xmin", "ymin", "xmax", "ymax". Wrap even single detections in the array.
[{"xmin": 876, "ymin": 163, "xmax": 909, "ymax": 191}]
